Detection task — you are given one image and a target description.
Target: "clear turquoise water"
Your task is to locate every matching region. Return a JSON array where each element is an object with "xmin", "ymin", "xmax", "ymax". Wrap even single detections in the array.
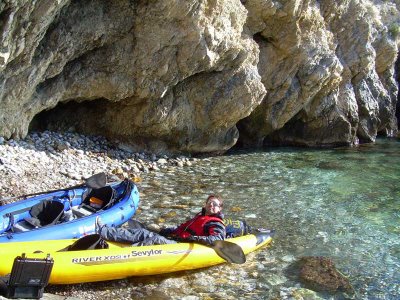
[{"xmin": 138, "ymin": 138, "xmax": 400, "ymax": 299}]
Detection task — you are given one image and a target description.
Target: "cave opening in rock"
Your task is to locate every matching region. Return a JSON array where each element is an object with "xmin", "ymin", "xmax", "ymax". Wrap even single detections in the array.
[
  {"xmin": 29, "ymin": 103, "xmax": 70, "ymax": 133},
  {"xmin": 28, "ymin": 99, "xmax": 109, "ymax": 134}
]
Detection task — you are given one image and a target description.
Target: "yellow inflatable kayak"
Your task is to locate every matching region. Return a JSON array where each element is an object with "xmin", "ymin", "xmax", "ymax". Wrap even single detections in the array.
[{"xmin": 0, "ymin": 231, "xmax": 273, "ymax": 284}]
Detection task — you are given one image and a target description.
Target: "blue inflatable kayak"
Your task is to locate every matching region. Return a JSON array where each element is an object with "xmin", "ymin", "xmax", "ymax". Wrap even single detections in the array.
[{"xmin": 0, "ymin": 179, "xmax": 139, "ymax": 242}]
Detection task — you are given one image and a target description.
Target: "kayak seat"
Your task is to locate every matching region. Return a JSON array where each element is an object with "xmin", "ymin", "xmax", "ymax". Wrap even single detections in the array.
[
  {"xmin": 72, "ymin": 186, "xmax": 114, "ymax": 218},
  {"xmin": 82, "ymin": 186, "xmax": 114, "ymax": 210},
  {"xmin": 58, "ymin": 234, "xmax": 109, "ymax": 251},
  {"xmin": 25, "ymin": 200, "xmax": 65, "ymax": 228},
  {"xmin": 12, "ymin": 201, "xmax": 65, "ymax": 232}
]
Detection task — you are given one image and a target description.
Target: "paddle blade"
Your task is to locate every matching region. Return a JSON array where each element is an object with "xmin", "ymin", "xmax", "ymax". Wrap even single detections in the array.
[
  {"xmin": 85, "ymin": 173, "xmax": 107, "ymax": 189},
  {"xmin": 212, "ymin": 240, "xmax": 246, "ymax": 264}
]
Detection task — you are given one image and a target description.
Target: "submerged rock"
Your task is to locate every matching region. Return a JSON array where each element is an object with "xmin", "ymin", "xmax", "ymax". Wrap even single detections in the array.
[{"xmin": 298, "ymin": 256, "xmax": 353, "ymax": 294}]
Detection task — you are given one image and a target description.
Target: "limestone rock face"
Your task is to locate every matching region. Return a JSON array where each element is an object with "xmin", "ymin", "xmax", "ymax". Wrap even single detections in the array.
[
  {"xmin": 0, "ymin": 0, "xmax": 266, "ymax": 154},
  {"xmin": 0, "ymin": 0, "xmax": 399, "ymax": 153},
  {"xmin": 239, "ymin": 0, "xmax": 399, "ymax": 147}
]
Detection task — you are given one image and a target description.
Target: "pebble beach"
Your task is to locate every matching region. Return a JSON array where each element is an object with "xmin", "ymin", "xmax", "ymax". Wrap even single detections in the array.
[{"xmin": 0, "ymin": 130, "xmax": 195, "ymax": 204}]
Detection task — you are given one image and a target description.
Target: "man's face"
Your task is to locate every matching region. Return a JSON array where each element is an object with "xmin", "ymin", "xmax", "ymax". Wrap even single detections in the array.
[{"xmin": 205, "ymin": 197, "xmax": 222, "ymax": 215}]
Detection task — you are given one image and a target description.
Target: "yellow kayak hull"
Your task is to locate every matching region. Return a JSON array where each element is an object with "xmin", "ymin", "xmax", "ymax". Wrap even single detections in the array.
[{"xmin": 0, "ymin": 233, "xmax": 272, "ymax": 284}]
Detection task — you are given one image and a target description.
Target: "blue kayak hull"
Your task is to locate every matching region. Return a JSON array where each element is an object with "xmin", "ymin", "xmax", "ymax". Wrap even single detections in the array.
[{"xmin": 0, "ymin": 179, "xmax": 139, "ymax": 242}]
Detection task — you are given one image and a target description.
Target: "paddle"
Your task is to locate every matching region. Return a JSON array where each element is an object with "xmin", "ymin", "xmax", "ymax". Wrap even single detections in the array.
[
  {"xmin": 127, "ymin": 219, "xmax": 246, "ymax": 264},
  {"xmin": 211, "ymin": 239, "xmax": 246, "ymax": 264},
  {"xmin": 0, "ymin": 172, "xmax": 107, "ymax": 203}
]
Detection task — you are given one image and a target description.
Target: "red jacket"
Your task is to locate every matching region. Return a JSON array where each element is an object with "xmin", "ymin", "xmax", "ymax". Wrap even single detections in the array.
[
  {"xmin": 161, "ymin": 210, "xmax": 225, "ymax": 245},
  {"xmin": 173, "ymin": 213, "xmax": 224, "ymax": 238}
]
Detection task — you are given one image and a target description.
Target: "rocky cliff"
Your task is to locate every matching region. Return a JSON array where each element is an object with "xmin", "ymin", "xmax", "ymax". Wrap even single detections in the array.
[{"xmin": 0, "ymin": 0, "xmax": 399, "ymax": 154}]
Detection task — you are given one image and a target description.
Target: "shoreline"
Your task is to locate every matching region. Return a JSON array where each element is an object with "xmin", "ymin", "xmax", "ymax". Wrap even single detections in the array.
[{"xmin": 1, "ymin": 131, "xmax": 398, "ymax": 299}]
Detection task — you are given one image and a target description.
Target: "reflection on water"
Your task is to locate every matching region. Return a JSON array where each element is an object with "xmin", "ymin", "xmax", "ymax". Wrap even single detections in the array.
[{"xmin": 136, "ymin": 138, "xmax": 400, "ymax": 299}]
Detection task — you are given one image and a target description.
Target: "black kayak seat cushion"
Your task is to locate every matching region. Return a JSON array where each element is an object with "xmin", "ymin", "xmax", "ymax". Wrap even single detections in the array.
[
  {"xmin": 26, "ymin": 200, "xmax": 65, "ymax": 227},
  {"xmin": 58, "ymin": 234, "xmax": 109, "ymax": 251},
  {"xmin": 82, "ymin": 186, "xmax": 114, "ymax": 209}
]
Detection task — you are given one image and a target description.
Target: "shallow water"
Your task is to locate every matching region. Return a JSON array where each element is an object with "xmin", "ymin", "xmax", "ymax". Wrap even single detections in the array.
[{"xmin": 136, "ymin": 138, "xmax": 400, "ymax": 299}]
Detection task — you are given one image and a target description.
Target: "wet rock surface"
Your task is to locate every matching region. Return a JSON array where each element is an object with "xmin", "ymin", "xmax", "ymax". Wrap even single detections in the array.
[{"xmin": 298, "ymin": 256, "xmax": 353, "ymax": 294}]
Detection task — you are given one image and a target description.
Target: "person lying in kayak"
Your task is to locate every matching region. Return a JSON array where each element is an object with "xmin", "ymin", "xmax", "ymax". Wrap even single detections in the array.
[{"xmin": 96, "ymin": 194, "xmax": 225, "ymax": 246}]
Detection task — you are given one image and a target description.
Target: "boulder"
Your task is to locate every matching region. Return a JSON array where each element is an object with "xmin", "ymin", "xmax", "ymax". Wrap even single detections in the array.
[{"xmin": 298, "ymin": 256, "xmax": 353, "ymax": 294}]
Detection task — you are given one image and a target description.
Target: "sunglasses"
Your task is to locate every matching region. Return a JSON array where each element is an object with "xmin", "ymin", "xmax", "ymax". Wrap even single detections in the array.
[{"xmin": 207, "ymin": 200, "xmax": 221, "ymax": 207}]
